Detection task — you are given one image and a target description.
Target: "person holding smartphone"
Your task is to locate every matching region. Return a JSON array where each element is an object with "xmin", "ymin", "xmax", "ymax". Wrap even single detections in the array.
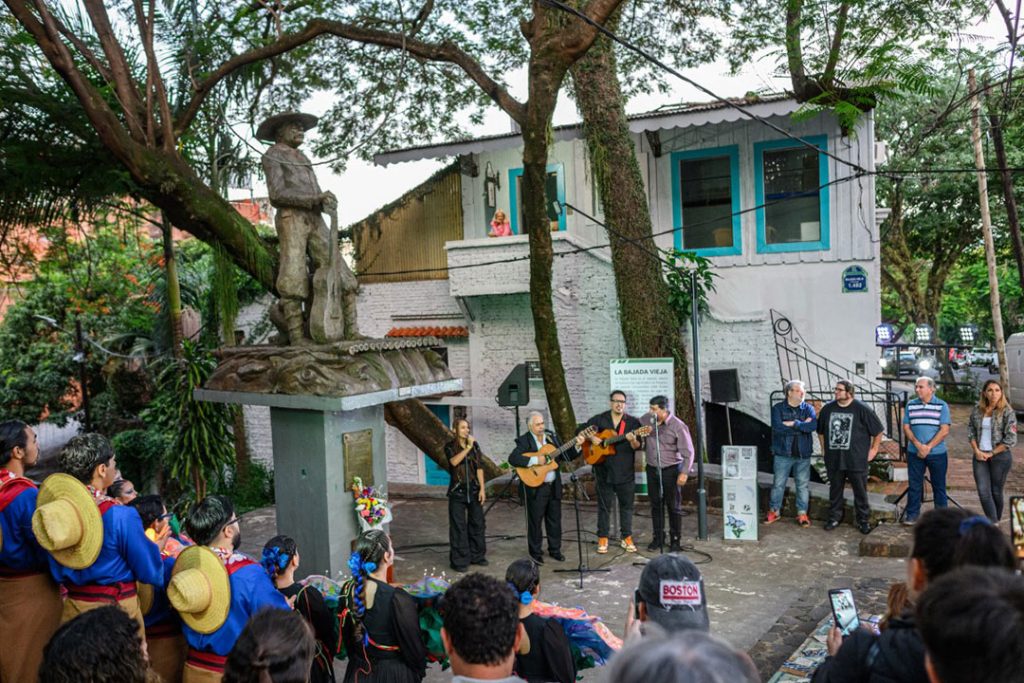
[
  {"xmin": 810, "ymin": 508, "xmax": 1017, "ymax": 683},
  {"xmin": 968, "ymin": 380, "xmax": 1017, "ymax": 523}
]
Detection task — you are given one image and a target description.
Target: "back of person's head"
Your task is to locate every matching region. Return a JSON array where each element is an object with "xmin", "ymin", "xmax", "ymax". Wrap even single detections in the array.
[
  {"xmin": 916, "ymin": 566, "xmax": 1024, "ymax": 683},
  {"xmin": 129, "ymin": 494, "xmax": 164, "ymax": 529},
  {"xmin": 603, "ymin": 631, "xmax": 759, "ymax": 683},
  {"xmin": 910, "ymin": 508, "xmax": 1017, "ymax": 581},
  {"xmin": 636, "ymin": 554, "xmax": 710, "ymax": 633},
  {"xmin": 505, "ymin": 557, "xmax": 541, "ymax": 598},
  {"xmin": 39, "ymin": 605, "xmax": 148, "ymax": 683},
  {"xmin": 441, "ymin": 572, "xmax": 519, "ymax": 666},
  {"xmin": 0, "ymin": 419, "xmax": 28, "ymax": 467},
  {"xmin": 223, "ymin": 608, "xmax": 314, "ymax": 683},
  {"xmin": 261, "ymin": 535, "xmax": 298, "ymax": 578},
  {"xmin": 186, "ymin": 494, "xmax": 235, "ymax": 546}
]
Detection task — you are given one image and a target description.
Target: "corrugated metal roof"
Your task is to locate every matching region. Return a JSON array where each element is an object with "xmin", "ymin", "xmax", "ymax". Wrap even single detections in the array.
[{"xmin": 374, "ymin": 94, "xmax": 797, "ymax": 165}]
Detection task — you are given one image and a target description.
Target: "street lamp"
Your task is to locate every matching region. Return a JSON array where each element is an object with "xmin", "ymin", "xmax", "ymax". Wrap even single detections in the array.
[{"xmin": 914, "ymin": 324, "xmax": 934, "ymax": 344}]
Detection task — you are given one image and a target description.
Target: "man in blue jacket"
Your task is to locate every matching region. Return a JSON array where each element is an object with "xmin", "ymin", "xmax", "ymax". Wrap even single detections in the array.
[{"xmin": 766, "ymin": 380, "xmax": 818, "ymax": 527}]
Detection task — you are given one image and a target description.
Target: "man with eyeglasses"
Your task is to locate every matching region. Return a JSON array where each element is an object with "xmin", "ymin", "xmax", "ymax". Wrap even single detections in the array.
[
  {"xmin": 177, "ymin": 495, "xmax": 288, "ymax": 680},
  {"xmin": 583, "ymin": 390, "xmax": 643, "ymax": 554},
  {"xmin": 816, "ymin": 380, "xmax": 884, "ymax": 534}
]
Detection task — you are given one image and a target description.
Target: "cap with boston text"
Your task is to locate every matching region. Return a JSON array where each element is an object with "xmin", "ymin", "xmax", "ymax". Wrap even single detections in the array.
[{"xmin": 637, "ymin": 554, "xmax": 710, "ymax": 633}]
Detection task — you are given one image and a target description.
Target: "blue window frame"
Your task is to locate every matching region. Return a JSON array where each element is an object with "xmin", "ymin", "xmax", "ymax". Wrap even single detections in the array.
[
  {"xmin": 670, "ymin": 145, "xmax": 742, "ymax": 256},
  {"xmin": 754, "ymin": 135, "xmax": 830, "ymax": 253},
  {"xmin": 508, "ymin": 163, "xmax": 566, "ymax": 234}
]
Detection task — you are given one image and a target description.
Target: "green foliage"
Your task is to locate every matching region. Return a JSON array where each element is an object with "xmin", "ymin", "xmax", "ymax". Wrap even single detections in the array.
[
  {"xmin": 143, "ymin": 340, "xmax": 235, "ymax": 499},
  {"xmin": 110, "ymin": 428, "xmax": 173, "ymax": 492},
  {"xmin": 663, "ymin": 249, "xmax": 717, "ymax": 323},
  {"xmin": 938, "ymin": 253, "xmax": 1024, "ymax": 343},
  {"xmin": 212, "ymin": 460, "xmax": 275, "ymax": 515}
]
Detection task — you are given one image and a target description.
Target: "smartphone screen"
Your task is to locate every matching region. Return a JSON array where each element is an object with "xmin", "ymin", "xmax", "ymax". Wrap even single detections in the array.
[
  {"xmin": 1010, "ymin": 497, "xmax": 1024, "ymax": 558},
  {"xmin": 829, "ymin": 588, "xmax": 859, "ymax": 637}
]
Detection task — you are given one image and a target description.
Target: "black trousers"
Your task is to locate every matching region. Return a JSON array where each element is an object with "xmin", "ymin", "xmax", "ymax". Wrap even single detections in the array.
[
  {"xmin": 596, "ymin": 472, "xmax": 634, "ymax": 538},
  {"xmin": 646, "ymin": 465, "xmax": 682, "ymax": 542},
  {"xmin": 448, "ymin": 491, "xmax": 486, "ymax": 569},
  {"xmin": 523, "ymin": 480, "xmax": 561, "ymax": 558},
  {"xmin": 824, "ymin": 458, "xmax": 870, "ymax": 524}
]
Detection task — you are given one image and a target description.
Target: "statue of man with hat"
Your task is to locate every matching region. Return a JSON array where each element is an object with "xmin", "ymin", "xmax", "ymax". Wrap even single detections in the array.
[
  {"xmin": 257, "ymin": 111, "xmax": 360, "ymax": 345},
  {"xmin": 32, "ymin": 433, "xmax": 163, "ymax": 634}
]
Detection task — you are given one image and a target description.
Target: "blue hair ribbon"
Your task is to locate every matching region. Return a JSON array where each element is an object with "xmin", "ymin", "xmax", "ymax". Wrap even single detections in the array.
[{"xmin": 959, "ymin": 515, "xmax": 992, "ymax": 536}]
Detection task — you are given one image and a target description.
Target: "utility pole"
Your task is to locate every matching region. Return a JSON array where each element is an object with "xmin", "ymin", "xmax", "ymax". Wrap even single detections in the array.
[{"xmin": 968, "ymin": 69, "xmax": 1010, "ymax": 396}]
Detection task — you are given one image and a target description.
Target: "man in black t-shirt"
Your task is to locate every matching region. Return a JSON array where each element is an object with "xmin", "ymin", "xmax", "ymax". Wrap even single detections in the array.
[
  {"xmin": 583, "ymin": 391, "xmax": 642, "ymax": 554},
  {"xmin": 815, "ymin": 380, "xmax": 884, "ymax": 534}
]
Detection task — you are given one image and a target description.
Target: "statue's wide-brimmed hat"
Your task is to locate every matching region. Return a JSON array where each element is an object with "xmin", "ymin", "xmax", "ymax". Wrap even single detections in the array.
[
  {"xmin": 167, "ymin": 546, "xmax": 231, "ymax": 634},
  {"xmin": 256, "ymin": 112, "xmax": 318, "ymax": 142},
  {"xmin": 31, "ymin": 473, "xmax": 103, "ymax": 570}
]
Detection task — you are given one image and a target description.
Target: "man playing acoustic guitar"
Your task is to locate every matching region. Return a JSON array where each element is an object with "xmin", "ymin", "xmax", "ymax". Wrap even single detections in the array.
[
  {"xmin": 508, "ymin": 413, "xmax": 587, "ymax": 565},
  {"xmin": 582, "ymin": 391, "xmax": 645, "ymax": 554}
]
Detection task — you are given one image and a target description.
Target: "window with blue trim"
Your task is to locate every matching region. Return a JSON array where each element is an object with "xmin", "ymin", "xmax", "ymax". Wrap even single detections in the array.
[
  {"xmin": 754, "ymin": 136, "xmax": 830, "ymax": 253},
  {"xmin": 508, "ymin": 163, "xmax": 566, "ymax": 234},
  {"xmin": 671, "ymin": 146, "xmax": 741, "ymax": 255}
]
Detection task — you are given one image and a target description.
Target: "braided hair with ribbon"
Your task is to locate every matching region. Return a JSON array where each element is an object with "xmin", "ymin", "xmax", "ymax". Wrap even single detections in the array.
[
  {"xmin": 343, "ymin": 529, "xmax": 390, "ymax": 648},
  {"xmin": 505, "ymin": 558, "xmax": 541, "ymax": 606}
]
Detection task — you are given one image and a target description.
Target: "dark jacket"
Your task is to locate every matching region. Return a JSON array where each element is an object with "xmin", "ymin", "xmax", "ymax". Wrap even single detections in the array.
[
  {"xmin": 771, "ymin": 400, "xmax": 818, "ymax": 458},
  {"xmin": 509, "ymin": 431, "xmax": 565, "ymax": 499},
  {"xmin": 811, "ymin": 614, "xmax": 927, "ymax": 683},
  {"xmin": 444, "ymin": 439, "xmax": 483, "ymax": 501}
]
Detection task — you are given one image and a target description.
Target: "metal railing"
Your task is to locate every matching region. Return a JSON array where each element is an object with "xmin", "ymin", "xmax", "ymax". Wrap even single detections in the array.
[{"xmin": 768, "ymin": 389, "xmax": 908, "ymax": 457}]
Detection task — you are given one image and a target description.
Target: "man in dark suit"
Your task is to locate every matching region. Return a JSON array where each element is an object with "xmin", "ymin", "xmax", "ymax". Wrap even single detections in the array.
[{"xmin": 508, "ymin": 412, "xmax": 585, "ymax": 564}]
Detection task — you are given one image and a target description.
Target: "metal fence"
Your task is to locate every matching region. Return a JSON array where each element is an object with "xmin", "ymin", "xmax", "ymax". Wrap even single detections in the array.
[{"xmin": 768, "ymin": 389, "xmax": 909, "ymax": 457}]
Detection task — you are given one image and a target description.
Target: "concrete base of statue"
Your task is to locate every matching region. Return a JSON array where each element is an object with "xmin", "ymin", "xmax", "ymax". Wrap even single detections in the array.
[{"xmin": 194, "ymin": 337, "xmax": 460, "ymax": 578}]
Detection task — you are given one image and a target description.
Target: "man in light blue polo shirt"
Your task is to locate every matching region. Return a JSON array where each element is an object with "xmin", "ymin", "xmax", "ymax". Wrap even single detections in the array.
[{"xmin": 901, "ymin": 376, "xmax": 951, "ymax": 524}]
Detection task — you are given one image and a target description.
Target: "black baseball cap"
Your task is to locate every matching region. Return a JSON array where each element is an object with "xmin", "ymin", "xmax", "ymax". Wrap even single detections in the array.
[{"xmin": 637, "ymin": 554, "xmax": 710, "ymax": 633}]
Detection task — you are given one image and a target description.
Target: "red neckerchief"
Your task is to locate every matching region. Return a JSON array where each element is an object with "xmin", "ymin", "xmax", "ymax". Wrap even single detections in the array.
[
  {"xmin": 87, "ymin": 484, "xmax": 118, "ymax": 508},
  {"xmin": 0, "ymin": 468, "xmax": 23, "ymax": 485}
]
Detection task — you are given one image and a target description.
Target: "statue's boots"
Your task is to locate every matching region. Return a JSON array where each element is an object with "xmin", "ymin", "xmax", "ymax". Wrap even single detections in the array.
[{"xmin": 282, "ymin": 300, "xmax": 312, "ymax": 346}]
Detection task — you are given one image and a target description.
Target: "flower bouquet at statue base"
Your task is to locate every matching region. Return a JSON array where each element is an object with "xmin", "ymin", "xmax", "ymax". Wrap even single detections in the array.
[{"xmin": 351, "ymin": 477, "xmax": 392, "ymax": 531}]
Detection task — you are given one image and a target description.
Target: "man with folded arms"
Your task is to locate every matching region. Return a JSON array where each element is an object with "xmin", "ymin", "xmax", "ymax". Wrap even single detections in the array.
[
  {"xmin": 0, "ymin": 420, "xmax": 62, "ymax": 682},
  {"xmin": 33, "ymin": 433, "xmax": 162, "ymax": 633}
]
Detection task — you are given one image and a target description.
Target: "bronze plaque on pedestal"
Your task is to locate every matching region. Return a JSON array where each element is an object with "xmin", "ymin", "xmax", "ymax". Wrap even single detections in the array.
[{"xmin": 343, "ymin": 429, "xmax": 374, "ymax": 487}]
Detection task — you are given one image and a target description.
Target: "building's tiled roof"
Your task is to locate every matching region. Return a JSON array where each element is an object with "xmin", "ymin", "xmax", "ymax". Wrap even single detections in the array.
[{"xmin": 385, "ymin": 326, "xmax": 469, "ymax": 339}]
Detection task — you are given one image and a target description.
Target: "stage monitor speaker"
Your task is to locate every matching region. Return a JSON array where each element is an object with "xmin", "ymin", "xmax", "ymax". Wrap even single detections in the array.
[
  {"xmin": 497, "ymin": 364, "xmax": 530, "ymax": 407},
  {"xmin": 709, "ymin": 369, "xmax": 740, "ymax": 404}
]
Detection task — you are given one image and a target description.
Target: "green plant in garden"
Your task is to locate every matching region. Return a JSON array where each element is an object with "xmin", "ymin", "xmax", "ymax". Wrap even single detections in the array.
[
  {"xmin": 144, "ymin": 340, "xmax": 235, "ymax": 500},
  {"xmin": 664, "ymin": 250, "xmax": 718, "ymax": 324}
]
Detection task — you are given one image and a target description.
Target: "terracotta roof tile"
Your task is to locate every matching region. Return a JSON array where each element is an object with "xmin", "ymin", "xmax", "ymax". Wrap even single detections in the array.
[{"xmin": 385, "ymin": 326, "xmax": 468, "ymax": 339}]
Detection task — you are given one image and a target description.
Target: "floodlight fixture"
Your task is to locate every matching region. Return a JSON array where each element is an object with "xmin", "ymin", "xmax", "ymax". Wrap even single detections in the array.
[
  {"xmin": 875, "ymin": 323, "xmax": 896, "ymax": 345},
  {"xmin": 959, "ymin": 324, "xmax": 977, "ymax": 345},
  {"xmin": 914, "ymin": 324, "xmax": 934, "ymax": 344}
]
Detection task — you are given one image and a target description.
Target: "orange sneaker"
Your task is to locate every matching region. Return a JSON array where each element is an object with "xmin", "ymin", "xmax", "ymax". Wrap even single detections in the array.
[
  {"xmin": 797, "ymin": 513, "xmax": 811, "ymax": 528},
  {"xmin": 765, "ymin": 510, "xmax": 780, "ymax": 524},
  {"xmin": 597, "ymin": 537, "xmax": 609, "ymax": 554},
  {"xmin": 620, "ymin": 536, "xmax": 637, "ymax": 553}
]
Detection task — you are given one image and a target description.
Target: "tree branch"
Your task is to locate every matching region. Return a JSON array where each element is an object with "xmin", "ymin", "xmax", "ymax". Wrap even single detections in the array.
[
  {"xmin": 822, "ymin": 1, "xmax": 849, "ymax": 85},
  {"xmin": 175, "ymin": 18, "xmax": 524, "ymax": 136},
  {"xmin": 785, "ymin": 0, "xmax": 809, "ymax": 96},
  {"xmin": 131, "ymin": 0, "xmax": 175, "ymax": 148},
  {"xmin": 77, "ymin": 0, "xmax": 148, "ymax": 142}
]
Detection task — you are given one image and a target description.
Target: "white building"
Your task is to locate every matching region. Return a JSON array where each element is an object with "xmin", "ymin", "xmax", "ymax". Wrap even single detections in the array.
[{"xmin": 340, "ymin": 95, "xmax": 884, "ymax": 483}]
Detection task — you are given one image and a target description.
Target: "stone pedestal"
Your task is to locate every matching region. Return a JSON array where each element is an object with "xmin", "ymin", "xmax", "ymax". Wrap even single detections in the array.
[{"xmin": 195, "ymin": 338, "xmax": 460, "ymax": 578}]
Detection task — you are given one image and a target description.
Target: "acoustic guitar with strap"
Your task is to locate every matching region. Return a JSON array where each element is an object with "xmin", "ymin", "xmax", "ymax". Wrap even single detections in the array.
[
  {"xmin": 515, "ymin": 426, "xmax": 597, "ymax": 488},
  {"xmin": 582, "ymin": 425, "xmax": 652, "ymax": 466}
]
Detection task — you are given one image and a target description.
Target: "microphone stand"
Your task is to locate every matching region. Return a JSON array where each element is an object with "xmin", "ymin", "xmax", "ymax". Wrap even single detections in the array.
[
  {"xmin": 553, "ymin": 439, "xmax": 609, "ymax": 589},
  {"xmin": 654, "ymin": 414, "xmax": 665, "ymax": 555}
]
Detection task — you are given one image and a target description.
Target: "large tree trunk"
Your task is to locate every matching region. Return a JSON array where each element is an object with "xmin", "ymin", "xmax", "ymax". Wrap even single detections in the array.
[
  {"xmin": 384, "ymin": 399, "xmax": 503, "ymax": 480},
  {"xmin": 988, "ymin": 110, "xmax": 1024, "ymax": 294},
  {"xmin": 570, "ymin": 15, "xmax": 697, "ymax": 427}
]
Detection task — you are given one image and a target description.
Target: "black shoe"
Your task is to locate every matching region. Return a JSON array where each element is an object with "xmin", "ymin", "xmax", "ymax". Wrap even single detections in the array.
[
  {"xmin": 647, "ymin": 537, "xmax": 664, "ymax": 552},
  {"xmin": 824, "ymin": 520, "xmax": 841, "ymax": 531},
  {"xmin": 859, "ymin": 522, "xmax": 872, "ymax": 535},
  {"xmin": 530, "ymin": 555, "xmax": 545, "ymax": 565},
  {"xmin": 549, "ymin": 551, "xmax": 566, "ymax": 562},
  {"xmin": 470, "ymin": 559, "xmax": 489, "ymax": 566},
  {"xmin": 450, "ymin": 564, "xmax": 468, "ymax": 573},
  {"xmin": 668, "ymin": 538, "xmax": 682, "ymax": 553}
]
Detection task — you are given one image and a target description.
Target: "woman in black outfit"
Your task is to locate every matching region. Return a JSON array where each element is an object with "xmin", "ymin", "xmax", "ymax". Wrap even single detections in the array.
[
  {"xmin": 506, "ymin": 559, "xmax": 575, "ymax": 683},
  {"xmin": 262, "ymin": 535, "xmax": 337, "ymax": 683},
  {"xmin": 444, "ymin": 419, "xmax": 487, "ymax": 572},
  {"xmin": 341, "ymin": 530, "xmax": 426, "ymax": 683}
]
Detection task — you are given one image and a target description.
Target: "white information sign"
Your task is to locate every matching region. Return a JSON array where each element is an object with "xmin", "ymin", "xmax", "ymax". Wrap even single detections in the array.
[
  {"xmin": 722, "ymin": 445, "xmax": 758, "ymax": 541},
  {"xmin": 609, "ymin": 358, "xmax": 675, "ymax": 417}
]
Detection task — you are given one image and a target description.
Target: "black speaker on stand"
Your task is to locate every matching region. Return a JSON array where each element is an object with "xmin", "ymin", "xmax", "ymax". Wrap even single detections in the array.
[
  {"xmin": 709, "ymin": 369, "xmax": 740, "ymax": 445},
  {"xmin": 488, "ymin": 364, "xmax": 532, "ymax": 515}
]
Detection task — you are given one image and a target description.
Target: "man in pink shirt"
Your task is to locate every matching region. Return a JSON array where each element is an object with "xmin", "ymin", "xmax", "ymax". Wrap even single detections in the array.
[{"xmin": 639, "ymin": 396, "xmax": 694, "ymax": 552}]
